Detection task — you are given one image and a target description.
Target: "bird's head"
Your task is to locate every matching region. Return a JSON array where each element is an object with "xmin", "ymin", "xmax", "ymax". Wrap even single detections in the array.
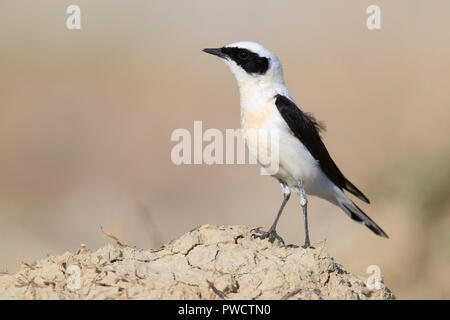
[{"xmin": 203, "ymin": 41, "xmax": 285, "ymax": 90}]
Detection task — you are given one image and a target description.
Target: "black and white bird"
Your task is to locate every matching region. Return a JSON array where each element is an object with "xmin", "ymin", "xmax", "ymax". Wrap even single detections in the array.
[{"xmin": 203, "ymin": 41, "xmax": 388, "ymax": 248}]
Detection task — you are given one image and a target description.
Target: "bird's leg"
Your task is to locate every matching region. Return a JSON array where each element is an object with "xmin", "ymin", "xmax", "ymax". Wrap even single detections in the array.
[
  {"xmin": 298, "ymin": 179, "xmax": 312, "ymax": 248},
  {"xmin": 252, "ymin": 182, "xmax": 290, "ymax": 245},
  {"xmin": 268, "ymin": 184, "xmax": 291, "ymax": 237}
]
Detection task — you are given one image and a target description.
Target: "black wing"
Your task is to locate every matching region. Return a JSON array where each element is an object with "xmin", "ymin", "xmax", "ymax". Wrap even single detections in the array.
[{"xmin": 274, "ymin": 94, "xmax": 370, "ymax": 204}]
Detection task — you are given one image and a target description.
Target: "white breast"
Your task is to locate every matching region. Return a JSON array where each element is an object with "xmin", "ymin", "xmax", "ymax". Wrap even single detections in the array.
[{"xmin": 240, "ymin": 93, "xmax": 332, "ymax": 198}]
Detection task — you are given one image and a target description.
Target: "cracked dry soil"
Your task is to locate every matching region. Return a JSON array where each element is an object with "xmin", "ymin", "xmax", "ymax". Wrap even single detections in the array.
[{"xmin": 0, "ymin": 225, "xmax": 394, "ymax": 299}]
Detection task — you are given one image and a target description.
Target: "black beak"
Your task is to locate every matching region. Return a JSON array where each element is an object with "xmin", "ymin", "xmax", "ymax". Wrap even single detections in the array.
[{"xmin": 202, "ymin": 48, "xmax": 227, "ymax": 58}]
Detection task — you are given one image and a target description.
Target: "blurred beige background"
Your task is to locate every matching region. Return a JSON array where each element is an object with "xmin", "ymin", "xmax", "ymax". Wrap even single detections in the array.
[{"xmin": 0, "ymin": 1, "xmax": 449, "ymax": 299}]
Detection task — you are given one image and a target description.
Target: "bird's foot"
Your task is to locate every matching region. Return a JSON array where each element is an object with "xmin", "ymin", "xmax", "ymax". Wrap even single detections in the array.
[
  {"xmin": 301, "ymin": 240, "xmax": 314, "ymax": 249},
  {"xmin": 251, "ymin": 228, "xmax": 285, "ymax": 245}
]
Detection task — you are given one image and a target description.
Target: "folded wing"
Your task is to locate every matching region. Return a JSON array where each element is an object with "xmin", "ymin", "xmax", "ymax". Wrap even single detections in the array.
[{"xmin": 274, "ymin": 94, "xmax": 370, "ymax": 204}]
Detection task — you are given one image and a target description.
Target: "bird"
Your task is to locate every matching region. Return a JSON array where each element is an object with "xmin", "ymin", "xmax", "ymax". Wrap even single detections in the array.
[{"xmin": 203, "ymin": 41, "xmax": 388, "ymax": 248}]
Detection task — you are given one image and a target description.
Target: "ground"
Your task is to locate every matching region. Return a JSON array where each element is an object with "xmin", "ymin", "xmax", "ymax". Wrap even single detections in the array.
[{"xmin": 0, "ymin": 225, "xmax": 394, "ymax": 300}]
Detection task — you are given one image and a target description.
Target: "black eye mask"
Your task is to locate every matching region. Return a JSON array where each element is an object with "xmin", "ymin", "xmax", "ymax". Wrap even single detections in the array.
[{"xmin": 221, "ymin": 47, "xmax": 270, "ymax": 75}]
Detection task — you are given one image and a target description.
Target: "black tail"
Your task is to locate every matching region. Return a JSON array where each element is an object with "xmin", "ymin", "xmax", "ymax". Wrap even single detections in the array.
[
  {"xmin": 341, "ymin": 201, "xmax": 389, "ymax": 238},
  {"xmin": 343, "ymin": 178, "xmax": 370, "ymax": 204}
]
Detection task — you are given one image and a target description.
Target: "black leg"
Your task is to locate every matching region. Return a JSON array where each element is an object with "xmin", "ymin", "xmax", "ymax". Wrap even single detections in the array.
[
  {"xmin": 253, "ymin": 183, "xmax": 290, "ymax": 245},
  {"xmin": 299, "ymin": 179, "xmax": 312, "ymax": 248},
  {"xmin": 301, "ymin": 203, "xmax": 311, "ymax": 248},
  {"xmin": 268, "ymin": 191, "xmax": 290, "ymax": 231}
]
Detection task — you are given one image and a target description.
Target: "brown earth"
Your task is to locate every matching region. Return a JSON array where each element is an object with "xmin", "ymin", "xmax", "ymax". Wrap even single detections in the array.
[{"xmin": 0, "ymin": 225, "xmax": 394, "ymax": 300}]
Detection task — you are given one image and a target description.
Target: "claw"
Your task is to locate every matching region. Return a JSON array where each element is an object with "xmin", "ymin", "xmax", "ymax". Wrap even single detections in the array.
[
  {"xmin": 252, "ymin": 228, "xmax": 285, "ymax": 245},
  {"xmin": 301, "ymin": 241, "xmax": 314, "ymax": 249}
]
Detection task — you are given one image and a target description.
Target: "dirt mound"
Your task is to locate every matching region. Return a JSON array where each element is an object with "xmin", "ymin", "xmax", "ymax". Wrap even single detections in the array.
[{"xmin": 0, "ymin": 225, "xmax": 394, "ymax": 299}]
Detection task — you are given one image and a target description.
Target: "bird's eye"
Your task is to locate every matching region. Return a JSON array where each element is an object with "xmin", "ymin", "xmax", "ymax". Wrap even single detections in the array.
[{"xmin": 239, "ymin": 51, "xmax": 249, "ymax": 59}]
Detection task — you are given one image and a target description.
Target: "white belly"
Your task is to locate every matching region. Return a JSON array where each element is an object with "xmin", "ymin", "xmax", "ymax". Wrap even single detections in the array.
[{"xmin": 241, "ymin": 104, "xmax": 333, "ymax": 199}]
